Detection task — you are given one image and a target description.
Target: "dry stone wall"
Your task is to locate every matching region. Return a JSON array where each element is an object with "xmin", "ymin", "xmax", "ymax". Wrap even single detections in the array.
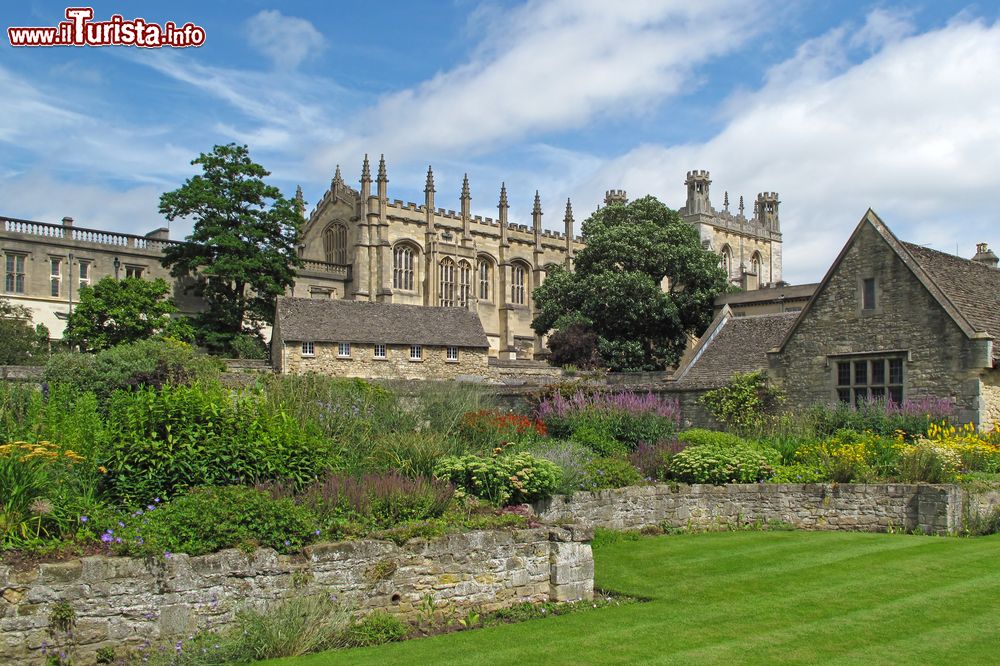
[
  {"xmin": 0, "ymin": 526, "xmax": 593, "ymax": 665},
  {"xmin": 534, "ymin": 483, "xmax": 978, "ymax": 535}
]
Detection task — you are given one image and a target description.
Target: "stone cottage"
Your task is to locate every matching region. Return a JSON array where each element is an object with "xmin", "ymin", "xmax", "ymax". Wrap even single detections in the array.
[
  {"xmin": 768, "ymin": 210, "xmax": 1000, "ymax": 426},
  {"xmin": 271, "ymin": 296, "xmax": 490, "ymax": 380}
]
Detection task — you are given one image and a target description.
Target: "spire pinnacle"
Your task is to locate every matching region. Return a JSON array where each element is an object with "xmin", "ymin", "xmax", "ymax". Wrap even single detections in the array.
[
  {"xmin": 361, "ymin": 154, "xmax": 371, "ymax": 182},
  {"xmin": 424, "ymin": 165, "xmax": 435, "ymax": 193},
  {"xmin": 294, "ymin": 185, "xmax": 304, "ymax": 217},
  {"xmin": 499, "ymin": 182, "xmax": 508, "ymax": 208},
  {"xmin": 738, "ymin": 195, "xmax": 745, "ymax": 217},
  {"xmin": 461, "ymin": 173, "xmax": 470, "ymax": 199},
  {"xmin": 564, "ymin": 197, "xmax": 574, "ymax": 222},
  {"xmin": 377, "ymin": 154, "xmax": 387, "ymax": 182},
  {"xmin": 533, "ymin": 190, "xmax": 542, "ymax": 215},
  {"xmin": 723, "ymin": 191, "xmax": 729, "ymax": 212},
  {"xmin": 333, "ymin": 164, "xmax": 343, "ymax": 184}
]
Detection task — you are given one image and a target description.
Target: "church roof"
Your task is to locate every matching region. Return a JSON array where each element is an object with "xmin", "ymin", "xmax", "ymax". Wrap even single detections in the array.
[
  {"xmin": 274, "ymin": 297, "xmax": 489, "ymax": 348},
  {"xmin": 671, "ymin": 308, "xmax": 798, "ymax": 389}
]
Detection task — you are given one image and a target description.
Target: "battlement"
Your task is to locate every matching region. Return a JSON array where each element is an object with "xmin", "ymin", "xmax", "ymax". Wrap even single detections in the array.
[
  {"xmin": 756, "ymin": 192, "xmax": 780, "ymax": 201},
  {"xmin": 604, "ymin": 189, "xmax": 628, "ymax": 206},
  {"xmin": 685, "ymin": 170, "xmax": 711, "ymax": 181}
]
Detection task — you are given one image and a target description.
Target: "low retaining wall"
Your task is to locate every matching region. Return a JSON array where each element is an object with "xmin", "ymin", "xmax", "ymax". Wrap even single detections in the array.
[
  {"xmin": 0, "ymin": 526, "xmax": 594, "ymax": 665},
  {"xmin": 533, "ymin": 483, "xmax": 1000, "ymax": 535}
]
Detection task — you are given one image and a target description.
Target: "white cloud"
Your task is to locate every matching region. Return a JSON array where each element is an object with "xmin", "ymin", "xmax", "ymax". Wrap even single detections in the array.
[
  {"xmin": 571, "ymin": 12, "xmax": 1000, "ymax": 283},
  {"xmin": 319, "ymin": 0, "xmax": 763, "ymax": 165},
  {"xmin": 245, "ymin": 10, "xmax": 326, "ymax": 70}
]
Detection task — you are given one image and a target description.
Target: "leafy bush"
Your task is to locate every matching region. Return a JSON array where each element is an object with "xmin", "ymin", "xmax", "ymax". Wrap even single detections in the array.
[
  {"xmin": 897, "ymin": 440, "xmax": 961, "ymax": 483},
  {"xmin": 536, "ymin": 389, "xmax": 680, "ymax": 452},
  {"xmin": 458, "ymin": 409, "xmax": 547, "ymax": 451},
  {"xmin": 810, "ymin": 396, "xmax": 956, "ymax": 441},
  {"xmin": 434, "ymin": 452, "xmax": 562, "ymax": 506},
  {"xmin": 699, "ymin": 371, "xmax": 784, "ymax": 435},
  {"xmin": 669, "ymin": 442, "xmax": 777, "ymax": 484},
  {"xmin": 287, "ymin": 472, "xmax": 454, "ymax": 529},
  {"xmin": 794, "ymin": 430, "xmax": 900, "ymax": 483},
  {"xmin": 364, "ymin": 431, "xmax": 466, "ymax": 479},
  {"xmin": 769, "ymin": 462, "xmax": 828, "ymax": 483},
  {"xmin": 108, "ymin": 486, "xmax": 318, "ymax": 557},
  {"xmin": 45, "ymin": 338, "xmax": 223, "ymax": 403},
  {"xmin": 547, "ymin": 322, "xmax": 602, "ymax": 369},
  {"xmin": 345, "ymin": 611, "xmax": 408, "ymax": 647},
  {"xmin": 629, "ymin": 441, "xmax": 686, "ymax": 481},
  {"xmin": 102, "ymin": 382, "xmax": 331, "ymax": 504},
  {"xmin": 527, "ymin": 440, "xmax": 595, "ymax": 495},
  {"xmin": 922, "ymin": 421, "xmax": 1000, "ymax": 473},
  {"xmin": 678, "ymin": 429, "xmax": 744, "ymax": 448},
  {"xmin": 229, "ymin": 332, "xmax": 269, "ymax": 359},
  {"xmin": 580, "ymin": 456, "xmax": 643, "ymax": 491}
]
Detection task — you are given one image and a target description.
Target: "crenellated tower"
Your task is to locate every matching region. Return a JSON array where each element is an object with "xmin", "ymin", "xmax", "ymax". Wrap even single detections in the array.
[{"xmin": 684, "ymin": 170, "xmax": 712, "ymax": 215}]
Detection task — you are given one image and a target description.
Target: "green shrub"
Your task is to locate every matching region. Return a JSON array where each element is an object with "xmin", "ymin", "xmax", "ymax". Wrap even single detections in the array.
[
  {"xmin": 527, "ymin": 440, "xmax": 595, "ymax": 495},
  {"xmin": 458, "ymin": 409, "xmax": 548, "ymax": 451},
  {"xmin": 809, "ymin": 397, "xmax": 956, "ymax": 441},
  {"xmin": 109, "ymin": 486, "xmax": 318, "ymax": 557},
  {"xmin": 769, "ymin": 463, "xmax": 828, "ymax": 483},
  {"xmin": 699, "ymin": 371, "xmax": 784, "ymax": 435},
  {"xmin": 434, "ymin": 452, "xmax": 562, "ymax": 506},
  {"xmin": 580, "ymin": 456, "xmax": 643, "ymax": 490},
  {"xmin": 628, "ymin": 441, "xmax": 686, "ymax": 481},
  {"xmin": 45, "ymin": 338, "xmax": 223, "ymax": 404},
  {"xmin": 364, "ymin": 431, "xmax": 466, "ymax": 479},
  {"xmin": 345, "ymin": 611, "xmax": 408, "ymax": 647},
  {"xmin": 568, "ymin": 421, "xmax": 626, "ymax": 457},
  {"xmin": 678, "ymin": 429, "xmax": 744, "ymax": 448},
  {"xmin": 102, "ymin": 382, "xmax": 331, "ymax": 504},
  {"xmin": 669, "ymin": 442, "xmax": 776, "ymax": 484},
  {"xmin": 897, "ymin": 441, "xmax": 961, "ymax": 483},
  {"xmin": 229, "ymin": 333, "xmax": 269, "ymax": 360}
]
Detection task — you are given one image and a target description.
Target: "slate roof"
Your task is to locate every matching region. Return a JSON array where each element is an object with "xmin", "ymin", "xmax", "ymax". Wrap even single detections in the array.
[
  {"xmin": 672, "ymin": 309, "xmax": 799, "ymax": 389},
  {"xmin": 902, "ymin": 242, "xmax": 1000, "ymax": 359},
  {"xmin": 275, "ymin": 297, "xmax": 489, "ymax": 348}
]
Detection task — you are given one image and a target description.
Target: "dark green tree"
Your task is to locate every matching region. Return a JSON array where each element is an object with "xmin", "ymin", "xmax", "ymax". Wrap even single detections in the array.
[
  {"xmin": 159, "ymin": 144, "xmax": 303, "ymax": 353},
  {"xmin": 532, "ymin": 196, "xmax": 726, "ymax": 371},
  {"xmin": 0, "ymin": 296, "xmax": 49, "ymax": 364},
  {"xmin": 64, "ymin": 276, "xmax": 191, "ymax": 351}
]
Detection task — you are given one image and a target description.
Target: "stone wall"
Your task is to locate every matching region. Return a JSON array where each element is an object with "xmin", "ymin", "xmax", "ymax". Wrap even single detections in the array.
[
  {"xmin": 534, "ymin": 483, "xmax": 974, "ymax": 535},
  {"xmin": 981, "ymin": 369, "xmax": 1000, "ymax": 428},
  {"xmin": 0, "ymin": 527, "xmax": 593, "ymax": 665},
  {"xmin": 281, "ymin": 342, "xmax": 489, "ymax": 381}
]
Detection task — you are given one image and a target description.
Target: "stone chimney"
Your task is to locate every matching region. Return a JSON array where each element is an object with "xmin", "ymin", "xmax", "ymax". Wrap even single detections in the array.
[{"xmin": 972, "ymin": 242, "xmax": 999, "ymax": 268}]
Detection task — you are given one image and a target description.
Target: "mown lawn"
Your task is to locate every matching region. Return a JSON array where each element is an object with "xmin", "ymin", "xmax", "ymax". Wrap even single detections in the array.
[{"xmin": 266, "ymin": 531, "xmax": 1000, "ymax": 665}]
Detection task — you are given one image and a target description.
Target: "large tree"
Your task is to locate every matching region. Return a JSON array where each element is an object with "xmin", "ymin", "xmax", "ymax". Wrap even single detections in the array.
[
  {"xmin": 0, "ymin": 297, "xmax": 49, "ymax": 365},
  {"xmin": 532, "ymin": 196, "xmax": 727, "ymax": 371},
  {"xmin": 64, "ymin": 276, "xmax": 190, "ymax": 352},
  {"xmin": 159, "ymin": 144, "xmax": 303, "ymax": 353}
]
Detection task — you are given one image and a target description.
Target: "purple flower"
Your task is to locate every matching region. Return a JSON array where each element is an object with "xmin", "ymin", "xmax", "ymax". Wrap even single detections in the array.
[
  {"xmin": 164, "ymin": 551, "xmax": 172, "ymax": 559},
  {"xmin": 79, "ymin": 515, "xmax": 88, "ymax": 523},
  {"xmin": 118, "ymin": 521, "xmax": 126, "ymax": 528},
  {"xmin": 314, "ymin": 529, "xmax": 321, "ymax": 536},
  {"xmin": 101, "ymin": 532, "xmax": 113, "ymax": 543},
  {"xmin": 147, "ymin": 505, "xmax": 155, "ymax": 511},
  {"xmin": 284, "ymin": 540, "xmax": 291, "ymax": 547},
  {"xmin": 115, "ymin": 537, "xmax": 122, "ymax": 543},
  {"xmin": 154, "ymin": 497, "xmax": 161, "ymax": 503}
]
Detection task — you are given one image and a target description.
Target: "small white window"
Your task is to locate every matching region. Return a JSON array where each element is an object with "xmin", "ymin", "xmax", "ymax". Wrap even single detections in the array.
[
  {"xmin": 50, "ymin": 258, "xmax": 61, "ymax": 297},
  {"xmin": 337, "ymin": 342, "xmax": 351, "ymax": 357},
  {"xmin": 79, "ymin": 260, "xmax": 91, "ymax": 290},
  {"xmin": 446, "ymin": 346, "xmax": 459, "ymax": 361},
  {"xmin": 409, "ymin": 344, "xmax": 422, "ymax": 361},
  {"xmin": 301, "ymin": 341, "xmax": 315, "ymax": 356},
  {"xmin": 373, "ymin": 344, "xmax": 387, "ymax": 359}
]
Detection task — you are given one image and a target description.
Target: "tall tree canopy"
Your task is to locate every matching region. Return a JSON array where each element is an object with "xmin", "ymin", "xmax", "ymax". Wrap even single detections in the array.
[
  {"xmin": 532, "ymin": 195, "xmax": 727, "ymax": 371},
  {"xmin": 159, "ymin": 144, "xmax": 303, "ymax": 353},
  {"xmin": 64, "ymin": 277, "xmax": 189, "ymax": 352},
  {"xmin": 0, "ymin": 297, "xmax": 49, "ymax": 365}
]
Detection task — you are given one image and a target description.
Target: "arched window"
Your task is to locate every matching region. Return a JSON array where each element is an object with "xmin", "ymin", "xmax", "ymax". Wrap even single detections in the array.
[
  {"xmin": 720, "ymin": 245, "xmax": 733, "ymax": 279},
  {"xmin": 458, "ymin": 260, "xmax": 472, "ymax": 307},
  {"xmin": 511, "ymin": 262, "xmax": 528, "ymax": 305},
  {"xmin": 323, "ymin": 223, "xmax": 348, "ymax": 264},
  {"xmin": 477, "ymin": 257, "xmax": 492, "ymax": 301},
  {"xmin": 439, "ymin": 258, "xmax": 456, "ymax": 307},
  {"xmin": 393, "ymin": 245, "xmax": 415, "ymax": 290},
  {"xmin": 750, "ymin": 251, "xmax": 762, "ymax": 277}
]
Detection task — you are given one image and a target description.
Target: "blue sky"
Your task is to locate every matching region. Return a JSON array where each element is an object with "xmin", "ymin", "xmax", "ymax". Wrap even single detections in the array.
[{"xmin": 3, "ymin": 1, "xmax": 999, "ymax": 284}]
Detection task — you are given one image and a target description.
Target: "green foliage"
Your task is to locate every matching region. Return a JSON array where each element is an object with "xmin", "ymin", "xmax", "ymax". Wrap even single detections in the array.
[
  {"xmin": 109, "ymin": 486, "xmax": 317, "ymax": 557},
  {"xmin": 526, "ymin": 440, "xmax": 595, "ymax": 495},
  {"xmin": 769, "ymin": 462, "xmax": 828, "ymax": 483},
  {"xmin": 159, "ymin": 143, "xmax": 304, "ymax": 353},
  {"xmin": 434, "ymin": 452, "xmax": 562, "ymax": 506},
  {"xmin": 0, "ymin": 296, "xmax": 49, "ymax": 365},
  {"xmin": 229, "ymin": 332, "xmax": 269, "ymax": 359},
  {"xmin": 44, "ymin": 337, "xmax": 223, "ymax": 404},
  {"xmin": 580, "ymin": 456, "xmax": 643, "ymax": 490},
  {"xmin": 532, "ymin": 196, "xmax": 727, "ymax": 371},
  {"xmin": 63, "ymin": 276, "xmax": 186, "ymax": 351},
  {"xmin": 699, "ymin": 371, "xmax": 784, "ymax": 435},
  {"xmin": 809, "ymin": 399, "xmax": 955, "ymax": 441},
  {"xmin": 546, "ymin": 322, "xmax": 602, "ymax": 369},
  {"xmin": 363, "ymin": 431, "xmax": 465, "ymax": 479},
  {"xmin": 457, "ymin": 409, "xmax": 547, "ymax": 452},
  {"xmin": 102, "ymin": 382, "xmax": 330, "ymax": 504},
  {"xmin": 345, "ymin": 611, "xmax": 408, "ymax": 647},
  {"xmin": 897, "ymin": 441, "xmax": 961, "ymax": 483},
  {"xmin": 590, "ymin": 528, "xmax": 642, "ymax": 547},
  {"xmin": 669, "ymin": 442, "xmax": 777, "ymax": 484},
  {"xmin": 678, "ymin": 429, "xmax": 744, "ymax": 448}
]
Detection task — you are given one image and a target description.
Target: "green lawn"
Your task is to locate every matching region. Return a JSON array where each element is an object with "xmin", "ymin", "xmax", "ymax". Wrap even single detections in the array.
[{"xmin": 266, "ymin": 531, "xmax": 1000, "ymax": 665}]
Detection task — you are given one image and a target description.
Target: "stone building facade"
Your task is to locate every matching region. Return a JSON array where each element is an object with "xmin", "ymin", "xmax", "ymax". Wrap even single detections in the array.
[
  {"xmin": 768, "ymin": 210, "xmax": 1000, "ymax": 426},
  {"xmin": 271, "ymin": 296, "xmax": 490, "ymax": 380}
]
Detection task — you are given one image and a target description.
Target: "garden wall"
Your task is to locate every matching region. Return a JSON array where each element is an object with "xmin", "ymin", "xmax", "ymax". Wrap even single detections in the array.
[
  {"xmin": 533, "ymin": 483, "xmax": 994, "ymax": 535},
  {"xmin": 0, "ymin": 526, "xmax": 594, "ymax": 665}
]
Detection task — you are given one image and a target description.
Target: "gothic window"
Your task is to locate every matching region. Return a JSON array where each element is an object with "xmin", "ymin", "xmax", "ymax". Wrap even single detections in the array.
[
  {"xmin": 393, "ymin": 245, "xmax": 415, "ymax": 291},
  {"xmin": 439, "ymin": 258, "xmax": 456, "ymax": 307},
  {"xmin": 477, "ymin": 257, "xmax": 492, "ymax": 301},
  {"xmin": 458, "ymin": 260, "xmax": 472, "ymax": 307},
  {"xmin": 511, "ymin": 262, "xmax": 528, "ymax": 305},
  {"xmin": 323, "ymin": 224, "xmax": 348, "ymax": 264},
  {"xmin": 720, "ymin": 246, "xmax": 733, "ymax": 279},
  {"xmin": 750, "ymin": 252, "xmax": 762, "ymax": 277}
]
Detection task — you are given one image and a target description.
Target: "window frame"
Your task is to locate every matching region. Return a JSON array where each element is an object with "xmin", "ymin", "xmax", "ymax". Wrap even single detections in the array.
[
  {"xmin": 337, "ymin": 342, "xmax": 351, "ymax": 358},
  {"xmin": 373, "ymin": 343, "xmax": 387, "ymax": 359},
  {"xmin": 49, "ymin": 257, "xmax": 61, "ymax": 297},
  {"xmin": 477, "ymin": 257, "xmax": 492, "ymax": 301},
  {"xmin": 393, "ymin": 245, "xmax": 416, "ymax": 291},
  {"xmin": 301, "ymin": 341, "xmax": 315, "ymax": 357},
  {"xmin": 511, "ymin": 262, "xmax": 527, "ymax": 305},
  {"xmin": 862, "ymin": 277, "xmax": 876, "ymax": 311},
  {"xmin": 78, "ymin": 260, "xmax": 91, "ymax": 291},
  {"xmin": 5, "ymin": 253, "xmax": 26, "ymax": 294},
  {"xmin": 124, "ymin": 265, "xmax": 144, "ymax": 280},
  {"xmin": 834, "ymin": 354, "xmax": 904, "ymax": 406},
  {"xmin": 446, "ymin": 346, "xmax": 459, "ymax": 362},
  {"xmin": 409, "ymin": 344, "xmax": 422, "ymax": 361},
  {"xmin": 439, "ymin": 258, "xmax": 456, "ymax": 307}
]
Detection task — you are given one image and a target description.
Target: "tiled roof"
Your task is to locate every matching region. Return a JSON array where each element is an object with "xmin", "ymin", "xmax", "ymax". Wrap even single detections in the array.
[
  {"xmin": 902, "ymin": 242, "xmax": 1000, "ymax": 359},
  {"xmin": 275, "ymin": 297, "xmax": 489, "ymax": 348},
  {"xmin": 673, "ymin": 311, "xmax": 798, "ymax": 389}
]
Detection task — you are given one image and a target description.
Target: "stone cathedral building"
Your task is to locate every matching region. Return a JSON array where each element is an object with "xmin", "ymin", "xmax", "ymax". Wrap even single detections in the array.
[{"xmin": 1, "ymin": 158, "xmax": 783, "ymax": 359}]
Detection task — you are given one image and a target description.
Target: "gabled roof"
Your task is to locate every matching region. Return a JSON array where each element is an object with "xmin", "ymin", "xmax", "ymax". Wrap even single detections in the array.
[
  {"xmin": 671, "ymin": 305, "xmax": 798, "ymax": 389},
  {"xmin": 771, "ymin": 209, "xmax": 1000, "ymax": 361},
  {"xmin": 275, "ymin": 297, "xmax": 489, "ymax": 348}
]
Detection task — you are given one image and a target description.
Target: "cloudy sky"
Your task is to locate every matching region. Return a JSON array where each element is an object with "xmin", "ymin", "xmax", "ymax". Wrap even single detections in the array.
[{"xmin": 2, "ymin": 1, "xmax": 998, "ymax": 284}]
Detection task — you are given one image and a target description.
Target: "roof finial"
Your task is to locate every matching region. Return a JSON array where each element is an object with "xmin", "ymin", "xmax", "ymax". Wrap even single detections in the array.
[
  {"xmin": 564, "ymin": 197, "xmax": 574, "ymax": 222},
  {"xmin": 723, "ymin": 191, "xmax": 730, "ymax": 213},
  {"xmin": 425, "ymin": 165, "xmax": 435, "ymax": 193},
  {"xmin": 377, "ymin": 154, "xmax": 387, "ymax": 182},
  {"xmin": 533, "ymin": 190, "xmax": 542, "ymax": 215},
  {"xmin": 461, "ymin": 173, "xmax": 470, "ymax": 199},
  {"xmin": 333, "ymin": 164, "xmax": 343, "ymax": 184},
  {"xmin": 361, "ymin": 154, "xmax": 371, "ymax": 182},
  {"xmin": 738, "ymin": 195, "xmax": 745, "ymax": 217},
  {"xmin": 499, "ymin": 182, "xmax": 509, "ymax": 208}
]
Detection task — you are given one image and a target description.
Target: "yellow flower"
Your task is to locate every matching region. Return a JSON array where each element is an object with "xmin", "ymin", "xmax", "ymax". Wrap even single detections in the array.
[{"xmin": 98, "ymin": 465, "xmax": 108, "ymax": 474}]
